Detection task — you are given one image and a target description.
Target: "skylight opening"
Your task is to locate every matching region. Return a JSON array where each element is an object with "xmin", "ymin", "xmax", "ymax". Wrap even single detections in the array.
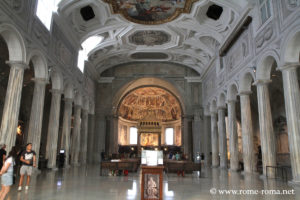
[
  {"xmin": 36, "ymin": 0, "xmax": 61, "ymax": 30},
  {"xmin": 77, "ymin": 36, "xmax": 103, "ymax": 72}
]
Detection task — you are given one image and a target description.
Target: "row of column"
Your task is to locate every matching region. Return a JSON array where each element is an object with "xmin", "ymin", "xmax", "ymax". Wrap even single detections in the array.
[
  {"xmin": 207, "ymin": 63, "xmax": 300, "ymax": 184},
  {"xmin": 0, "ymin": 61, "xmax": 93, "ymax": 169}
]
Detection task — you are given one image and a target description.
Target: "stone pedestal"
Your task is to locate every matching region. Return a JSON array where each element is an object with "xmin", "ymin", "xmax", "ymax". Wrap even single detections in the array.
[
  {"xmin": 280, "ymin": 63, "xmax": 300, "ymax": 184},
  {"xmin": 256, "ymin": 80, "xmax": 276, "ymax": 178},
  {"xmin": 26, "ymin": 78, "xmax": 47, "ymax": 167},
  {"xmin": 240, "ymin": 92, "xmax": 256, "ymax": 173},
  {"xmin": 71, "ymin": 105, "xmax": 81, "ymax": 165},
  {"xmin": 227, "ymin": 100, "xmax": 239, "ymax": 171},
  {"xmin": 218, "ymin": 107, "xmax": 227, "ymax": 169},
  {"xmin": 45, "ymin": 89, "xmax": 62, "ymax": 169},
  {"xmin": 210, "ymin": 112, "xmax": 219, "ymax": 167},
  {"xmin": 60, "ymin": 98, "xmax": 73, "ymax": 168},
  {"xmin": 0, "ymin": 62, "xmax": 27, "ymax": 151},
  {"xmin": 80, "ymin": 109, "xmax": 89, "ymax": 164}
]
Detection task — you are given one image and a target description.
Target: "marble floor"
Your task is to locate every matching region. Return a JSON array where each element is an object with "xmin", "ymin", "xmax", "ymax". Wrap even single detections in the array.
[{"xmin": 3, "ymin": 165, "xmax": 299, "ymax": 200}]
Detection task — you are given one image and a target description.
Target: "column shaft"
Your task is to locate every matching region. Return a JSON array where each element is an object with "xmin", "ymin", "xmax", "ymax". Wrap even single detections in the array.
[
  {"xmin": 80, "ymin": 109, "xmax": 89, "ymax": 164},
  {"xmin": 281, "ymin": 64, "xmax": 300, "ymax": 183},
  {"xmin": 203, "ymin": 115, "xmax": 211, "ymax": 166},
  {"xmin": 218, "ymin": 108, "xmax": 227, "ymax": 168},
  {"xmin": 256, "ymin": 82, "xmax": 276, "ymax": 177},
  {"xmin": 45, "ymin": 90, "xmax": 62, "ymax": 169},
  {"xmin": 240, "ymin": 94, "xmax": 256, "ymax": 173},
  {"xmin": 71, "ymin": 105, "xmax": 81, "ymax": 165},
  {"xmin": 61, "ymin": 98, "xmax": 73, "ymax": 167},
  {"xmin": 26, "ymin": 79, "xmax": 47, "ymax": 166},
  {"xmin": 0, "ymin": 62, "xmax": 27, "ymax": 151},
  {"xmin": 227, "ymin": 101, "xmax": 239, "ymax": 171},
  {"xmin": 87, "ymin": 114, "xmax": 95, "ymax": 164},
  {"xmin": 211, "ymin": 112, "xmax": 219, "ymax": 167}
]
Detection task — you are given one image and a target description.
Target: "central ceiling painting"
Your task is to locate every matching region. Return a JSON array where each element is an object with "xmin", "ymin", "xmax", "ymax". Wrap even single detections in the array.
[
  {"xmin": 104, "ymin": 0, "xmax": 198, "ymax": 25},
  {"xmin": 118, "ymin": 87, "xmax": 181, "ymax": 121}
]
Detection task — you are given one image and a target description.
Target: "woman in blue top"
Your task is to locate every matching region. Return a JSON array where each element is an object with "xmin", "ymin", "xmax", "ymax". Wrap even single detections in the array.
[{"xmin": 0, "ymin": 146, "xmax": 17, "ymax": 200}]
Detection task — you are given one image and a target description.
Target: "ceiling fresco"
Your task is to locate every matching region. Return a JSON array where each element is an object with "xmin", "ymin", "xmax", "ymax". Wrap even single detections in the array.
[
  {"xmin": 104, "ymin": 0, "xmax": 198, "ymax": 25},
  {"xmin": 129, "ymin": 30, "xmax": 171, "ymax": 46},
  {"xmin": 118, "ymin": 87, "xmax": 181, "ymax": 121}
]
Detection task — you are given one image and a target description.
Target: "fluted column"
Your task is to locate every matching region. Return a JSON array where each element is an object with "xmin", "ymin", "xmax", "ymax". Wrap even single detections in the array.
[
  {"xmin": 227, "ymin": 100, "xmax": 239, "ymax": 171},
  {"xmin": 255, "ymin": 80, "xmax": 276, "ymax": 178},
  {"xmin": 218, "ymin": 107, "xmax": 227, "ymax": 168},
  {"xmin": 203, "ymin": 114, "xmax": 211, "ymax": 166},
  {"xmin": 61, "ymin": 98, "xmax": 73, "ymax": 168},
  {"xmin": 26, "ymin": 78, "xmax": 47, "ymax": 166},
  {"xmin": 87, "ymin": 114, "xmax": 95, "ymax": 163},
  {"xmin": 0, "ymin": 62, "xmax": 27, "ymax": 151},
  {"xmin": 280, "ymin": 63, "xmax": 300, "ymax": 184},
  {"xmin": 45, "ymin": 89, "xmax": 62, "ymax": 169},
  {"xmin": 240, "ymin": 92, "xmax": 256, "ymax": 173},
  {"xmin": 80, "ymin": 109, "xmax": 89, "ymax": 164},
  {"xmin": 71, "ymin": 105, "xmax": 81, "ymax": 165},
  {"xmin": 210, "ymin": 111, "xmax": 219, "ymax": 167}
]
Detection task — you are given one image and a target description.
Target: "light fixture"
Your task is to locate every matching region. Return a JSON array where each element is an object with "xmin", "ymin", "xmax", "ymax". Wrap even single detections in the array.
[{"xmin": 252, "ymin": 66, "xmax": 256, "ymax": 73}]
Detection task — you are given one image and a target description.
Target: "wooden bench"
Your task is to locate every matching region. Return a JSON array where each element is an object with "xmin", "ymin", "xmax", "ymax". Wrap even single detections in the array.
[
  {"xmin": 164, "ymin": 160, "xmax": 201, "ymax": 176},
  {"xmin": 100, "ymin": 159, "xmax": 140, "ymax": 176}
]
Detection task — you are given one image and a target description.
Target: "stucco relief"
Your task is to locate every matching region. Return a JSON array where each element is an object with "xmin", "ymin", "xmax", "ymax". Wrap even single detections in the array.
[
  {"xmin": 129, "ymin": 30, "xmax": 171, "ymax": 46},
  {"xmin": 255, "ymin": 23, "xmax": 275, "ymax": 53}
]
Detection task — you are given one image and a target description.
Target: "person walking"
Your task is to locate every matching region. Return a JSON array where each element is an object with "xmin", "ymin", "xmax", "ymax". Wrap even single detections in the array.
[
  {"xmin": 18, "ymin": 143, "xmax": 36, "ymax": 191},
  {"xmin": 0, "ymin": 145, "xmax": 6, "ymax": 170},
  {"xmin": 0, "ymin": 146, "xmax": 18, "ymax": 200}
]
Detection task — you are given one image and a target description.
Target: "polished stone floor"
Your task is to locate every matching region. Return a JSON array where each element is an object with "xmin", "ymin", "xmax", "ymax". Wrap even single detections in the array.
[{"xmin": 3, "ymin": 165, "xmax": 299, "ymax": 200}]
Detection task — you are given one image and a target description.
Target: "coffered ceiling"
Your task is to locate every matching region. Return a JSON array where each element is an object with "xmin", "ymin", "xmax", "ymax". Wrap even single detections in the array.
[{"xmin": 57, "ymin": 0, "xmax": 250, "ymax": 76}]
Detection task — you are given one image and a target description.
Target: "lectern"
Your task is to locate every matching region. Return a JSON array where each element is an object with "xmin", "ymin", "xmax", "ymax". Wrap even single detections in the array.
[{"xmin": 141, "ymin": 165, "xmax": 164, "ymax": 200}]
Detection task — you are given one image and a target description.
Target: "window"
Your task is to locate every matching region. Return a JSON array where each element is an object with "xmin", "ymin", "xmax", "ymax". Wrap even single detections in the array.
[
  {"xmin": 130, "ymin": 127, "xmax": 138, "ymax": 145},
  {"xmin": 165, "ymin": 128, "xmax": 174, "ymax": 145},
  {"xmin": 36, "ymin": 0, "xmax": 61, "ymax": 30},
  {"xmin": 77, "ymin": 36, "xmax": 103, "ymax": 72},
  {"xmin": 259, "ymin": 0, "xmax": 271, "ymax": 24}
]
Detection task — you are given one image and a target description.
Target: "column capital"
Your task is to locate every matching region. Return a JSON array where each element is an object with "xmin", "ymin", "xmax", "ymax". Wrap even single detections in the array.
[
  {"xmin": 226, "ymin": 99, "xmax": 236, "ymax": 104},
  {"xmin": 238, "ymin": 90, "xmax": 252, "ymax": 96},
  {"xmin": 31, "ymin": 78, "xmax": 48, "ymax": 85},
  {"xmin": 74, "ymin": 104, "xmax": 82, "ymax": 109},
  {"xmin": 64, "ymin": 97, "xmax": 73, "ymax": 103},
  {"xmin": 253, "ymin": 79, "xmax": 272, "ymax": 86},
  {"xmin": 217, "ymin": 106, "xmax": 226, "ymax": 111},
  {"xmin": 5, "ymin": 61, "xmax": 29, "ymax": 69},
  {"xmin": 279, "ymin": 62, "xmax": 300, "ymax": 71},
  {"xmin": 50, "ymin": 89, "xmax": 63, "ymax": 95}
]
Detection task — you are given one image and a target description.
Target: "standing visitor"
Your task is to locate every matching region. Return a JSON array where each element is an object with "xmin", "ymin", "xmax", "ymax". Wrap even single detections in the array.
[
  {"xmin": 0, "ymin": 145, "xmax": 6, "ymax": 170},
  {"xmin": 0, "ymin": 146, "xmax": 18, "ymax": 200},
  {"xmin": 18, "ymin": 143, "xmax": 36, "ymax": 191}
]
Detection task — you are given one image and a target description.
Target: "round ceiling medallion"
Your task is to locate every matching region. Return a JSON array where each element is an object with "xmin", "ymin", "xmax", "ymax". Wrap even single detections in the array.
[{"xmin": 104, "ymin": 0, "xmax": 198, "ymax": 25}]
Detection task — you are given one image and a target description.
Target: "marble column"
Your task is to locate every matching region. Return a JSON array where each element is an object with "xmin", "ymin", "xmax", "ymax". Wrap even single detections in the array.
[
  {"xmin": 26, "ymin": 78, "xmax": 47, "ymax": 166},
  {"xmin": 183, "ymin": 116, "xmax": 193, "ymax": 160},
  {"xmin": 240, "ymin": 92, "xmax": 256, "ymax": 173},
  {"xmin": 87, "ymin": 114, "xmax": 95, "ymax": 164},
  {"xmin": 193, "ymin": 110, "xmax": 202, "ymax": 162},
  {"xmin": 227, "ymin": 100, "xmax": 239, "ymax": 171},
  {"xmin": 280, "ymin": 63, "xmax": 300, "ymax": 184},
  {"xmin": 218, "ymin": 107, "xmax": 227, "ymax": 169},
  {"xmin": 60, "ymin": 98, "xmax": 73, "ymax": 168},
  {"xmin": 71, "ymin": 105, "xmax": 81, "ymax": 165},
  {"xmin": 210, "ymin": 112, "xmax": 219, "ymax": 167},
  {"xmin": 0, "ymin": 62, "xmax": 27, "ymax": 151},
  {"xmin": 108, "ymin": 115, "xmax": 118, "ymax": 155},
  {"xmin": 80, "ymin": 109, "xmax": 89, "ymax": 164},
  {"xmin": 45, "ymin": 89, "xmax": 62, "ymax": 169},
  {"xmin": 203, "ymin": 115, "xmax": 211, "ymax": 166},
  {"xmin": 256, "ymin": 80, "xmax": 276, "ymax": 178}
]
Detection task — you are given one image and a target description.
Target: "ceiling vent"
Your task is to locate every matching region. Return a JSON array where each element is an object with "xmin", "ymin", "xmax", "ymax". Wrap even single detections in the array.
[
  {"xmin": 80, "ymin": 6, "xmax": 95, "ymax": 21},
  {"xmin": 206, "ymin": 4, "xmax": 223, "ymax": 20}
]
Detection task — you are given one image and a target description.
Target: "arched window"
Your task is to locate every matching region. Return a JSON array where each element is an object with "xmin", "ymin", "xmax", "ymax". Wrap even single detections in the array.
[
  {"xmin": 77, "ymin": 36, "xmax": 103, "ymax": 72},
  {"xmin": 165, "ymin": 128, "xmax": 174, "ymax": 145},
  {"xmin": 36, "ymin": 0, "xmax": 61, "ymax": 30},
  {"xmin": 130, "ymin": 127, "xmax": 138, "ymax": 145}
]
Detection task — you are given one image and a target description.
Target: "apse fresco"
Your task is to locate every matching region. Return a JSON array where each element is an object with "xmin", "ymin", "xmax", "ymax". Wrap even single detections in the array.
[
  {"xmin": 118, "ymin": 87, "xmax": 181, "ymax": 121},
  {"xmin": 104, "ymin": 0, "xmax": 197, "ymax": 24}
]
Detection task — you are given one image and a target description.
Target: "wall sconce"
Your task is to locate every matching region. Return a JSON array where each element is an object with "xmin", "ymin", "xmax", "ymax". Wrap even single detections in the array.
[{"xmin": 252, "ymin": 66, "xmax": 256, "ymax": 73}]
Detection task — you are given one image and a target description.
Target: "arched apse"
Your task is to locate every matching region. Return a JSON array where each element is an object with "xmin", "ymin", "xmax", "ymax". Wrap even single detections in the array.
[{"xmin": 112, "ymin": 77, "xmax": 186, "ymax": 116}]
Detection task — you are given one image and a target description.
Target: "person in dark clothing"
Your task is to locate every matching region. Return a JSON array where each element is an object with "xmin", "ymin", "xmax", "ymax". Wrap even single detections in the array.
[{"xmin": 0, "ymin": 144, "xmax": 7, "ymax": 170}]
